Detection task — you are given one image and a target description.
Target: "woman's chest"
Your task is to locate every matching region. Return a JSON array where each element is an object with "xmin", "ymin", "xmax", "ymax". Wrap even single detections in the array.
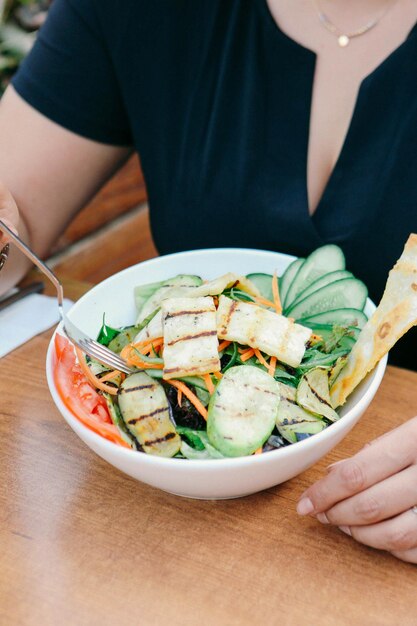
[{"xmin": 265, "ymin": 0, "xmax": 417, "ymax": 214}]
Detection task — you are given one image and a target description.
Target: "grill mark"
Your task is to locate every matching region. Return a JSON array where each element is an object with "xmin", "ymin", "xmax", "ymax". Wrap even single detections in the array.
[
  {"xmin": 164, "ymin": 308, "xmax": 212, "ymax": 320},
  {"xmin": 220, "ymin": 299, "xmax": 238, "ymax": 335},
  {"xmin": 215, "ymin": 403, "xmax": 255, "ymax": 418},
  {"xmin": 164, "ymin": 360, "xmax": 219, "ymax": 375},
  {"xmin": 119, "ymin": 383, "xmax": 156, "ymax": 394},
  {"xmin": 281, "ymin": 395, "xmax": 297, "ymax": 405},
  {"xmin": 144, "ymin": 432, "xmax": 177, "ymax": 446},
  {"xmin": 127, "ymin": 406, "xmax": 169, "ymax": 425},
  {"xmin": 306, "ymin": 381, "xmax": 332, "ymax": 407},
  {"xmin": 167, "ymin": 330, "xmax": 217, "ymax": 347},
  {"xmin": 227, "ymin": 378, "xmax": 278, "ymax": 397}
]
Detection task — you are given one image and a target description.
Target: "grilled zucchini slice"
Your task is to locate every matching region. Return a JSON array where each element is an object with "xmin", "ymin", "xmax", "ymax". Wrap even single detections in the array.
[
  {"xmin": 296, "ymin": 367, "xmax": 339, "ymax": 422},
  {"xmin": 207, "ymin": 365, "xmax": 279, "ymax": 457},
  {"xmin": 276, "ymin": 382, "xmax": 327, "ymax": 443},
  {"xmin": 118, "ymin": 372, "xmax": 181, "ymax": 457}
]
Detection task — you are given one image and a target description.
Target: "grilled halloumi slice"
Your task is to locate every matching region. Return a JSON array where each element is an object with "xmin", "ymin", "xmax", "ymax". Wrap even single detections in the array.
[
  {"xmin": 216, "ymin": 295, "xmax": 312, "ymax": 368},
  {"xmin": 162, "ymin": 296, "xmax": 220, "ymax": 379},
  {"xmin": 138, "ymin": 273, "xmax": 260, "ymax": 324},
  {"xmin": 190, "ymin": 273, "xmax": 260, "ymax": 298}
]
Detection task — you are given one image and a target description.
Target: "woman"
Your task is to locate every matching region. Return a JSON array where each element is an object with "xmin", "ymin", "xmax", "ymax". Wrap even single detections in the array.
[{"xmin": 1, "ymin": 0, "xmax": 417, "ymax": 562}]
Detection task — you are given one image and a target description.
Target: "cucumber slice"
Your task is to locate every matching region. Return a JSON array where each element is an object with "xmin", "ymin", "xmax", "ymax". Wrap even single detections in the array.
[
  {"xmin": 136, "ymin": 274, "xmax": 203, "ymax": 323},
  {"xmin": 246, "ymin": 273, "xmax": 273, "ymax": 302},
  {"xmin": 275, "ymin": 383, "xmax": 327, "ymax": 443},
  {"xmin": 297, "ymin": 367, "xmax": 339, "ymax": 422},
  {"xmin": 286, "ymin": 278, "xmax": 368, "ymax": 319},
  {"xmin": 285, "ymin": 245, "xmax": 346, "ymax": 309},
  {"xmin": 207, "ymin": 365, "xmax": 279, "ymax": 457},
  {"xmin": 286, "ymin": 270, "xmax": 353, "ymax": 312},
  {"xmin": 134, "ymin": 280, "xmax": 165, "ymax": 314},
  {"xmin": 280, "ymin": 258, "xmax": 304, "ymax": 309},
  {"xmin": 118, "ymin": 372, "xmax": 181, "ymax": 457},
  {"xmin": 298, "ymin": 308, "xmax": 368, "ymax": 328}
]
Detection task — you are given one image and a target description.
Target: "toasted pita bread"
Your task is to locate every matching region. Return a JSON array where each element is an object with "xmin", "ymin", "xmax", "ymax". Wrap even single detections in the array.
[{"xmin": 330, "ymin": 234, "xmax": 417, "ymax": 407}]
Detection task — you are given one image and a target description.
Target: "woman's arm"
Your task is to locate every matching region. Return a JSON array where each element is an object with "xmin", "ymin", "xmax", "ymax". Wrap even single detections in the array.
[{"xmin": 0, "ymin": 86, "xmax": 132, "ymax": 293}]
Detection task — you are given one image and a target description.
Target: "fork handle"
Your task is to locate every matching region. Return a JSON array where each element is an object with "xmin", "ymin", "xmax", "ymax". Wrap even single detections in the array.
[{"xmin": 0, "ymin": 220, "xmax": 65, "ymax": 313}]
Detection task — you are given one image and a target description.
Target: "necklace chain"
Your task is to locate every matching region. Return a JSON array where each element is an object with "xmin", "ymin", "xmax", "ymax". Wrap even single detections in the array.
[{"xmin": 312, "ymin": 0, "xmax": 398, "ymax": 47}]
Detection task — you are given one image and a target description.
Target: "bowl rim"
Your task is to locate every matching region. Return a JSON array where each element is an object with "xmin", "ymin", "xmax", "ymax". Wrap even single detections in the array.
[{"xmin": 46, "ymin": 246, "xmax": 388, "ymax": 469}]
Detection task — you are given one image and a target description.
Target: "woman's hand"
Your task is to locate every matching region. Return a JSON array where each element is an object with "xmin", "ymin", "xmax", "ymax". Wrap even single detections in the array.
[
  {"xmin": 0, "ymin": 181, "xmax": 19, "ymax": 247},
  {"xmin": 297, "ymin": 417, "xmax": 417, "ymax": 563}
]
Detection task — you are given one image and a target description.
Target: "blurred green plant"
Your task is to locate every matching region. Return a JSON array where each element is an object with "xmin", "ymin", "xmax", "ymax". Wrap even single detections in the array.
[{"xmin": 0, "ymin": 0, "xmax": 45, "ymax": 95}]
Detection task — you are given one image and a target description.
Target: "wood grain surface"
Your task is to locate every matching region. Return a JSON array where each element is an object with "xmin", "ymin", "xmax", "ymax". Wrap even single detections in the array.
[
  {"xmin": 51, "ymin": 205, "xmax": 158, "ymax": 283},
  {"xmin": 1, "ymin": 280, "xmax": 417, "ymax": 626}
]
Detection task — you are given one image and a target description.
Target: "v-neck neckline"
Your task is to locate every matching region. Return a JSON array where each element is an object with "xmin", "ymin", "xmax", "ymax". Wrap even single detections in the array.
[{"xmin": 256, "ymin": 0, "xmax": 417, "ymax": 237}]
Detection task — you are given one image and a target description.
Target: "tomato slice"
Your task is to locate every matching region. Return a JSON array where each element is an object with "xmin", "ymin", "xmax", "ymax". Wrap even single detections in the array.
[{"xmin": 53, "ymin": 334, "xmax": 130, "ymax": 447}]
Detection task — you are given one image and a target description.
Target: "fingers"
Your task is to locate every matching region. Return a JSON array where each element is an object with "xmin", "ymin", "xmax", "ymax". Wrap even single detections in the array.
[
  {"xmin": 316, "ymin": 465, "xmax": 417, "ymax": 526},
  {"xmin": 342, "ymin": 509, "xmax": 417, "ymax": 554},
  {"xmin": 297, "ymin": 418, "xmax": 417, "ymax": 516},
  {"xmin": 391, "ymin": 546, "xmax": 417, "ymax": 564},
  {"xmin": 339, "ymin": 510, "xmax": 417, "ymax": 563}
]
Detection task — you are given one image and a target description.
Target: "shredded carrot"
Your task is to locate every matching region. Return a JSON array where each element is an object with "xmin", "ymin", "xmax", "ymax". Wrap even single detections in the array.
[
  {"xmin": 166, "ymin": 380, "xmax": 208, "ymax": 420},
  {"xmin": 310, "ymin": 333, "xmax": 323, "ymax": 342},
  {"xmin": 177, "ymin": 389, "xmax": 183, "ymax": 407},
  {"xmin": 240, "ymin": 348, "xmax": 255, "ymax": 362},
  {"xmin": 75, "ymin": 348, "xmax": 119, "ymax": 395},
  {"xmin": 100, "ymin": 370, "xmax": 122, "ymax": 382},
  {"xmin": 133, "ymin": 336, "xmax": 163, "ymax": 347},
  {"xmin": 120, "ymin": 344, "xmax": 164, "ymax": 369},
  {"xmin": 268, "ymin": 356, "xmax": 277, "ymax": 378},
  {"xmin": 254, "ymin": 447, "xmax": 263, "ymax": 455},
  {"xmin": 127, "ymin": 354, "xmax": 164, "ymax": 369},
  {"xmin": 272, "ymin": 271, "xmax": 282, "ymax": 314},
  {"xmin": 240, "ymin": 346, "xmax": 254, "ymax": 356},
  {"xmin": 120, "ymin": 345, "xmax": 131, "ymax": 360},
  {"xmin": 135, "ymin": 337, "xmax": 164, "ymax": 356},
  {"xmin": 254, "ymin": 348, "xmax": 270, "ymax": 369},
  {"xmin": 252, "ymin": 296, "xmax": 276, "ymax": 308},
  {"xmin": 218, "ymin": 340, "xmax": 231, "ymax": 352},
  {"xmin": 203, "ymin": 373, "xmax": 215, "ymax": 395},
  {"xmin": 212, "ymin": 371, "xmax": 223, "ymax": 380}
]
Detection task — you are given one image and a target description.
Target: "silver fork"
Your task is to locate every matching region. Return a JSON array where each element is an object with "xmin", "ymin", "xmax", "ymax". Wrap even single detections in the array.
[{"xmin": 0, "ymin": 220, "xmax": 134, "ymax": 374}]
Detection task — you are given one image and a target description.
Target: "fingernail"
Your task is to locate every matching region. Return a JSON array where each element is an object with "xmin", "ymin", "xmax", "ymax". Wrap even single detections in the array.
[
  {"xmin": 339, "ymin": 526, "xmax": 351, "ymax": 536},
  {"xmin": 316, "ymin": 512, "xmax": 329, "ymax": 524},
  {"xmin": 297, "ymin": 497, "xmax": 314, "ymax": 515}
]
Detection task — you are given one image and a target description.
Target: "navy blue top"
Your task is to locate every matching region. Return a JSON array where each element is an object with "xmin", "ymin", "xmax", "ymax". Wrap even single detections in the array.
[{"xmin": 12, "ymin": 0, "xmax": 417, "ymax": 368}]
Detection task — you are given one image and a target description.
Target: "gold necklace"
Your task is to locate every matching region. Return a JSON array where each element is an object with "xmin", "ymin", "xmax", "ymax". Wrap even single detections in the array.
[{"xmin": 312, "ymin": 0, "xmax": 398, "ymax": 47}]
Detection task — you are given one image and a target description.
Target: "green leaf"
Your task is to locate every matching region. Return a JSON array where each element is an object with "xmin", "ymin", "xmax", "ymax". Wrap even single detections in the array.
[
  {"xmin": 176, "ymin": 426, "xmax": 206, "ymax": 450},
  {"xmin": 96, "ymin": 314, "xmax": 120, "ymax": 346}
]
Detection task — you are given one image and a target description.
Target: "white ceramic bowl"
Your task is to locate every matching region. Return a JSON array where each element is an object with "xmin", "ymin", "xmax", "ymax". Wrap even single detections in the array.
[{"xmin": 46, "ymin": 248, "xmax": 387, "ymax": 499}]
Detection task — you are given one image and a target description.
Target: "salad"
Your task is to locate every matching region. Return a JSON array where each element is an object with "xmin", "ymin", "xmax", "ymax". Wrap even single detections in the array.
[{"xmin": 54, "ymin": 237, "xmax": 417, "ymax": 459}]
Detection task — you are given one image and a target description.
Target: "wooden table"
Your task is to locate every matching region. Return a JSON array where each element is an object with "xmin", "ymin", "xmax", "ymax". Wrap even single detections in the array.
[{"xmin": 1, "ymin": 280, "xmax": 417, "ymax": 626}]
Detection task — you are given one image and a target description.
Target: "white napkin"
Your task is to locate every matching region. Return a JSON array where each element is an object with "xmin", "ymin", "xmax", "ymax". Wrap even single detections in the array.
[{"xmin": 0, "ymin": 292, "xmax": 73, "ymax": 358}]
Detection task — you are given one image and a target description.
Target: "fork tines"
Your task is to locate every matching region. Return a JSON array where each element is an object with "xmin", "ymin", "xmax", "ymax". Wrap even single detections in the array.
[{"xmin": 78, "ymin": 338, "xmax": 133, "ymax": 375}]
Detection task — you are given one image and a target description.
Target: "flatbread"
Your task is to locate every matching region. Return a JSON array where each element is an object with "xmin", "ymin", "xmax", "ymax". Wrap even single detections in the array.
[{"xmin": 330, "ymin": 234, "xmax": 417, "ymax": 407}]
